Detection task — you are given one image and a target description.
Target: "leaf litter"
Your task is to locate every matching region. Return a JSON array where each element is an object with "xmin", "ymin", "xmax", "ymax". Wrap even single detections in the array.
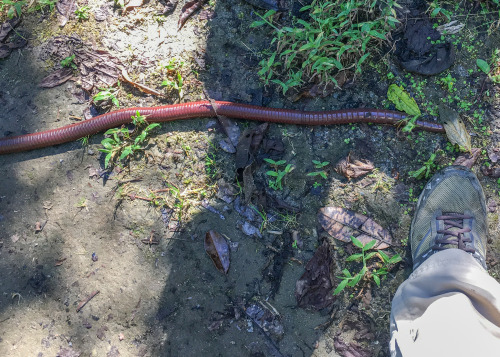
[
  {"xmin": 204, "ymin": 230, "xmax": 230, "ymax": 274},
  {"xmin": 318, "ymin": 207, "xmax": 392, "ymax": 249}
]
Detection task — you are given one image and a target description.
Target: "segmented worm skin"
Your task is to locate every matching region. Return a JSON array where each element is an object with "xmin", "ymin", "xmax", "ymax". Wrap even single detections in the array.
[{"xmin": 0, "ymin": 100, "xmax": 444, "ymax": 155}]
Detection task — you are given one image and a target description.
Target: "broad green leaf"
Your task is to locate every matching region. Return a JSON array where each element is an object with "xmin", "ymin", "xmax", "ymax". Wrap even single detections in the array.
[
  {"xmin": 333, "ymin": 279, "xmax": 349, "ymax": 295},
  {"xmin": 346, "ymin": 253, "xmax": 363, "ymax": 261},
  {"xmin": 342, "ymin": 269, "xmax": 352, "ymax": 278},
  {"xmin": 266, "ymin": 171, "xmax": 279, "ymax": 177},
  {"xmin": 378, "ymin": 250, "xmax": 390, "ymax": 263},
  {"xmin": 351, "ymin": 236, "xmax": 364, "ymax": 249},
  {"xmin": 476, "ymin": 59, "xmax": 490, "ymax": 74},
  {"xmin": 362, "ymin": 239, "xmax": 377, "ymax": 251},
  {"xmin": 373, "ymin": 274, "xmax": 381, "ymax": 287},
  {"xmin": 387, "ymin": 84, "xmax": 421, "ymax": 117}
]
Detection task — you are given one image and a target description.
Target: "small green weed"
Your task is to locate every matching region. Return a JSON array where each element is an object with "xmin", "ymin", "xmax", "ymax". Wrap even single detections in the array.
[
  {"xmin": 94, "ymin": 85, "xmax": 120, "ymax": 108},
  {"xmin": 98, "ymin": 111, "xmax": 160, "ymax": 168},
  {"xmin": 75, "ymin": 5, "xmax": 89, "ymax": 20},
  {"xmin": 263, "ymin": 158, "xmax": 294, "ymax": 190},
  {"xmin": 408, "ymin": 153, "xmax": 437, "ymax": 180},
  {"xmin": 161, "ymin": 58, "xmax": 185, "ymax": 97},
  {"xmin": 439, "ymin": 73, "xmax": 456, "ymax": 92},
  {"xmin": 61, "ymin": 54, "xmax": 77, "ymax": 70},
  {"xmin": 334, "ymin": 236, "xmax": 402, "ymax": 295},
  {"xmin": 307, "ymin": 160, "xmax": 329, "ymax": 179},
  {"xmin": 428, "ymin": 0, "xmax": 452, "ymax": 21}
]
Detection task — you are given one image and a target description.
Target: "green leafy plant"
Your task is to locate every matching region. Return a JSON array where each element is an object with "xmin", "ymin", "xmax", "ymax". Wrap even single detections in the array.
[
  {"xmin": 428, "ymin": 1, "xmax": 452, "ymax": 21},
  {"xmin": 94, "ymin": 86, "xmax": 120, "ymax": 108},
  {"xmin": 334, "ymin": 236, "xmax": 402, "ymax": 295},
  {"xmin": 251, "ymin": 0, "xmax": 399, "ymax": 94},
  {"xmin": 307, "ymin": 160, "xmax": 329, "ymax": 179},
  {"xmin": 408, "ymin": 153, "xmax": 437, "ymax": 179},
  {"xmin": 75, "ymin": 5, "xmax": 89, "ymax": 20},
  {"xmin": 61, "ymin": 54, "xmax": 77, "ymax": 70},
  {"xmin": 263, "ymin": 158, "xmax": 294, "ymax": 190},
  {"xmin": 1, "ymin": 0, "xmax": 26, "ymax": 18},
  {"xmin": 161, "ymin": 58, "xmax": 185, "ymax": 97},
  {"xmin": 98, "ymin": 111, "xmax": 160, "ymax": 168},
  {"xmin": 439, "ymin": 73, "xmax": 456, "ymax": 92}
]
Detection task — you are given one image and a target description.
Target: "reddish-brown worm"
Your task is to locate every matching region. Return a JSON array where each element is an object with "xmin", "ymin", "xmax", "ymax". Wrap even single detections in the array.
[{"xmin": 0, "ymin": 100, "xmax": 444, "ymax": 155}]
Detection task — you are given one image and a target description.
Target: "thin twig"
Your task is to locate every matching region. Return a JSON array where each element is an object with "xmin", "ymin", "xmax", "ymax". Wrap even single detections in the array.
[{"xmin": 76, "ymin": 290, "xmax": 100, "ymax": 312}]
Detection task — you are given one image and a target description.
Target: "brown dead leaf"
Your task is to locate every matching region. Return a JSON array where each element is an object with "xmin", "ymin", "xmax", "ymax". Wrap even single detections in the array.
[
  {"xmin": 440, "ymin": 104, "xmax": 472, "ymax": 152},
  {"xmin": 292, "ymin": 72, "xmax": 347, "ymax": 101},
  {"xmin": 0, "ymin": 17, "xmax": 20, "ymax": 42},
  {"xmin": 56, "ymin": 0, "xmax": 76, "ymax": 27},
  {"xmin": 295, "ymin": 241, "xmax": 334, "ymax": 310},
  {"xmin": 178, "ymin": 0, "xmax": 207, "ymax": 31},
  {"xmin": 334, "ymin": 334, "xmax": 371, "ymax": 357},
  {"xmin": 318, "ymin": 207, "xmax": 391, "ymax": 249},
  {"xmin": 204, "ymin": 230, "xmax": 230, "ymax": 274},
  {"xmin": 39, "ymin": 68, "xmax": 74, "ymax": 88},
  {"xmin": 123, "ymin": 0, "xmax": 144, "ymax": 13},
  {"xmin": 488, "ymin": 148, "xmax": 499, "ymax": 163},
  {"xmin": 481, "ymin": 165, "xmax": 500, "ymax": 178},
  {"xmin": 453, "ymin": 147, "xmax": 481, "ymax": 168},
  {"xmin": 40, "ymin": 36, "xmax": 122, "ymax": 93},
  {"xmin": 0, "ymin": 38, "xmax": 27, "ymax": 59},
  {"xmin": 335, "ymin": 153, "xmax": 374, "ymax": 180}
]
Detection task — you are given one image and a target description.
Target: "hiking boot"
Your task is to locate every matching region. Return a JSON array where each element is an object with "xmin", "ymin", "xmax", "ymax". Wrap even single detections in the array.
[{"xmin": 411, "ymin": 166, "xmax": 488, "ymax": 270}]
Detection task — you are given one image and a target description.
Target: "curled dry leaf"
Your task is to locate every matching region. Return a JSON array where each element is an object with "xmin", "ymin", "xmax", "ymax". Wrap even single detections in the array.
[
  {"xmin": 335, "ymin": 153, "xmax": 374, "ymax": 180},
  {"xmin": 488, "ymin": 148, "xmax": 499, "ymax": 163},
  {"xmin": 204, "ymin": 230, "xmax": 230, "ymax": 274},
  {"xmin": 318, "ymin": 207, "xmax": 391, "ymax": 249},
  {"xmin": 178, "ymin": 0, "xmax": 207, "ymax": 31},
  {"xmin": 123, "ymin": 0, "xmax": 144, "ymax": 14},
  {"xmin": 295, "ymin": 241, "xmax": 334, "ymax": 310},
  {"xmin": 56, "ymin": 0, "xmax": 76, "ymax": 27},
  {"xmin": 440, "ymin": 104, "xmax": 472, "ymax": 152},
  {"xmin": 453, "ymin": 148, "xmax": 481, "ymax": 168}
]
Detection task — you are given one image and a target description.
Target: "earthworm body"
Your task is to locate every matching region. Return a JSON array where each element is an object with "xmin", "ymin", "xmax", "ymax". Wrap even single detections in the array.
[{"xmin": 0, "ymin": 101, "xmax": 444, "ymax": 155}]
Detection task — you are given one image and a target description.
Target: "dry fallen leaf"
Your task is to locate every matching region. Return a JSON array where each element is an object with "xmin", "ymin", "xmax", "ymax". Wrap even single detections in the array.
[
  {"xmin": 453, "ymin": 147, "xmax": 481, "ymax": 168},
  {"xmin": 39, "ymin": 68, "xmax": 74, "ymax": 88},
  {"xmin": 335, "ymin": 153, "xmax": 375, "ymax": 180},
  {"xmin": 204, "ymin": 230, "xmax": 230, "ymax": 274},
  {"xmin": 178, "ymin": 0, "xmax": 207, "ymax": 31},
  {"xmin": 440, "ymin": 104, "xmax": 472, "ymax": 152},
  {"xmin": 318, "ymin": 207, "xmax": 391, "ymax": 249},
  {"xmin": 295, "ymin": 241, "xmax": 334, "ymax": 310}
]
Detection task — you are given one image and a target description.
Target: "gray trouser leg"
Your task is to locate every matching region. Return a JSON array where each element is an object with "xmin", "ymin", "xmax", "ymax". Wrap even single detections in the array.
[{"xmin": 390, "ymin": 249, "xmax": 500, "ymax": 357}]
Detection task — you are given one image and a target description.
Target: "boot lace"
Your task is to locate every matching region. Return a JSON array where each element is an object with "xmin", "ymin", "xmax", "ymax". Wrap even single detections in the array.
[{"xmin": 432, "ymin": 213, "xmax": 475, "ymax": 253}]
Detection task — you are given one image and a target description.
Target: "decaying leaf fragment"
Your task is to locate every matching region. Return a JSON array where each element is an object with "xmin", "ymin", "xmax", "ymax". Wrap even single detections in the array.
[
  {"xmin": 295, "ymin": 241, "xmax": 334, "ymax": 310},
  {"xmin": 440, "ymin": 104, "xmax": 472, "ymax": 152},
  {"xmin": 335, "ymin": 153, "xmax": 374, "ymax": 180},
  {"xmin": 178, "ymin": 0, "xmax": 207, "ymax": 31},
  {"xmin": 318, "ymin": 207, "xmax": 391, "ymax": 249},
  {"xmin": 453, "ymin": 148, "xmax": 481, "ymax": 168},
  {"xmin": 387, "ymin": 84, "xmax": 421, "ymax": 117},
  {"xmin": 204, "ymin": 230, "xmax": 230, "ymax": 274},
  {"xmin": 39, "ymin": 68, "xmax": 74, "ymax": 88}
]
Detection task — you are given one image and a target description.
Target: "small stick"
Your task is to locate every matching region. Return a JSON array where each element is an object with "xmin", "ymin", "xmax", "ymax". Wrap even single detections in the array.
[{"xmin": 76, "ymin": 290, "xmax": 100, "ymax": 312}]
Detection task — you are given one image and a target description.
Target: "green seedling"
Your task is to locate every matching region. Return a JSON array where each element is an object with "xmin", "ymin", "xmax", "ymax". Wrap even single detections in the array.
[
  {"xmin": 75, "ymin": 5, "xmax": 89, "ymax": 20},
  {"xmin": 334, "ymin": 236, "xmax": 402, "ymax": 295},
  {"xmin": 61, "ymin": 54, "xmax": 77, "ymax": 70},
  {"xmin": 408, "ymin": 153, "xmax": 437, "ymax": 180},
  {"xmin": 439, "ymin": 73, "xmax": 456, "ymax": 92},
  {"xmin": 428, "ymin": 1, "xmax": 452, "ymax": 21},
  {"xmin": 307, "ymin": 160, "xmax": 329, "ymax": 179},
  {"xmin": 98, "ymin": 111, "xmax": 160, "ymax": 168},
  {"xmin": 94, "ymin": 85, "xmax": 120, "ymax": 108},
  {"xmin": 161, "ymin": 72, "xmax": 183, "ymax": 98},
  {"xmin": 263, "ymin": 158, "xmax": 294, "ymax": 190}
]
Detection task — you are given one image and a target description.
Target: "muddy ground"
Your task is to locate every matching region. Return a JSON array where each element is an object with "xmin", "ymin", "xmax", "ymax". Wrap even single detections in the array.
[{"xmin": 0, "ymin": 0, "xmax": 499, "ymax": 356}]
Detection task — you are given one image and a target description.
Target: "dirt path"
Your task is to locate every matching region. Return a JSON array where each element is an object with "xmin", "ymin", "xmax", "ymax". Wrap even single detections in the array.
[{"xmin": 0, "ymin": 1, "xmax": 499, "ymax": 356}]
